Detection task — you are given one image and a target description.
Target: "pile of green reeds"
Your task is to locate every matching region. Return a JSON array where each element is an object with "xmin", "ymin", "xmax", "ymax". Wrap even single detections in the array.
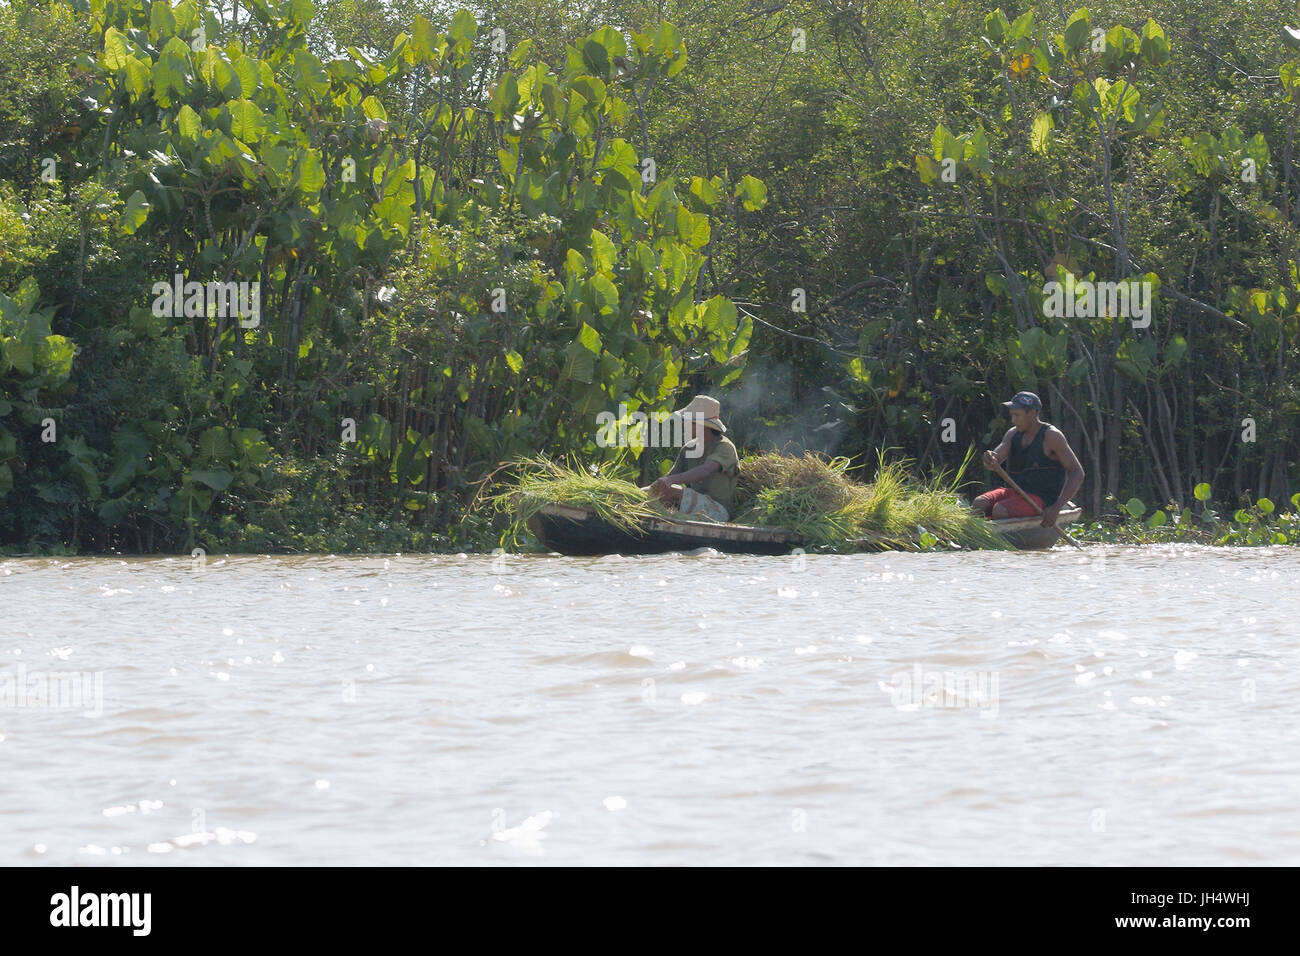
[
  {"xmin": 491, "ymin": 455, "xmax": 665, "ymax": 538},
  {"xmin": 492, "ymin": 450, "xmax": 1010, "ymax": 552},
  {"xmin": 734, "ymin": 451, "xmax": 1011, "ymax": 551},
  {"xmin": 734, "ymin": 453, "xmax": 873, "ymax": 547}
]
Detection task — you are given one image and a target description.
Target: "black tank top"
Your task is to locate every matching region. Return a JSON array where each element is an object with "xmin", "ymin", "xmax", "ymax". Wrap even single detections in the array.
[{"xmin": 1008, "ymin": 424, "xmax": 1065, "ymax": 503}]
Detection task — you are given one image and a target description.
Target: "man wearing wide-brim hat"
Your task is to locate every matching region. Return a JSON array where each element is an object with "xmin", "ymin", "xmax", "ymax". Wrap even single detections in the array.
[{"xmin": 642, "ymin": 395, "xmax": 740, "ymax": 523}]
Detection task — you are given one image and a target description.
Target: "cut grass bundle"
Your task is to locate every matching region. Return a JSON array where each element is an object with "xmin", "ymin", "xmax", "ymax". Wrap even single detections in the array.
[
  {"xmin": 490, "ymin": 449, "xmax": 1011, "ymax": 553},
  {"xmin": 491, "ymin": 455, "xmax": 666, "ymax": 539},
  {"xmin": 735, "ymin": 453, "xmax": 869, "ymax": 546},
  {"xmin": 886, "ymin": 470, "xmax": 1010, "ymax": 551},
  {"xmin": 735, "ymin": 451, "xmax": 1011, "ymax": 551},
  {"xmin": 737, "ymin": 452, "xmax": 858, "ymax": 513}
]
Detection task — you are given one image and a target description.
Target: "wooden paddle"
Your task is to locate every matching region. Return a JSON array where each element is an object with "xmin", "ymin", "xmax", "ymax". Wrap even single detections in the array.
[{"xmin": 988, "ymin": 459, "xmax": 1084, "ymax": 550}]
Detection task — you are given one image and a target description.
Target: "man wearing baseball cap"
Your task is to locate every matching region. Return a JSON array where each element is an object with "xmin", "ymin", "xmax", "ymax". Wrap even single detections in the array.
[{"xmin": 974, "ymin": 391, "xmax": 1085, "ymax": 526}]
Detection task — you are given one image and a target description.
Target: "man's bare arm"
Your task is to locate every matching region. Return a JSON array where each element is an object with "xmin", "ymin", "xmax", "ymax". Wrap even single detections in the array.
[
  {"xmin": 982, "ymin": 427, "xmax": 1017, "ymax": 468},
  {"xmin": 643, "ymin": 459, "xmax": 721, "ymax": 496},
  {"xmin": 1044, "ymin": 429, "xmax": 1085, "ymax": 512},
  {"xmin": 667, "ymin": 460, "xmax": 721, "ymax": 486}
]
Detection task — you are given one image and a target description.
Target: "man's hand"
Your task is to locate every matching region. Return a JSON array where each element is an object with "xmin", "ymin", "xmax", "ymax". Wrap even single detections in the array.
[
  {"xmin": 1040, "ymin": 503, "xmax": 1062, "ymax": 528},
  {"xmin": 982, "ymin": 449, "xmax": 998, "ymax": 469},
  {"xmin": 645, "ymin": 477, "xmax": 671, "ymax": 501}
]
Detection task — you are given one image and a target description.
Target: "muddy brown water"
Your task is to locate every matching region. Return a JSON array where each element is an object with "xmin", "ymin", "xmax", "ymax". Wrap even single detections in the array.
[{"xmin": 3, "ymin": 545, "xmax": 1297, "ymax": 865}]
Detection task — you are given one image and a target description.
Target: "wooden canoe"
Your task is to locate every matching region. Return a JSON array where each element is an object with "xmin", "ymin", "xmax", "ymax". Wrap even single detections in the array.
[
  {"xmin": 988, "ymin": 506, "xmax": 1083, "ymax": 551},
  {"xmin": 526, "ymin": 502, "xmax": 795, "ymax": 555},
  {"xmin": 525, "ymin": 502, "xmax": 1083, "ymax": 555}
]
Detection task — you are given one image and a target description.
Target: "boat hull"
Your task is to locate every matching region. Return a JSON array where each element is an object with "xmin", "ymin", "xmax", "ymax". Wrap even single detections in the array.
[
  {"xmin": 525, "ymin": 503, "xmax": 1082, "ymax": 556},
  {"xmin": 989, "ymin": 507, "xmax": 1083, "ymax": 550},
  {"xmin": 527, "ymin": 503, "xmax": 795, "ymax": 556}
]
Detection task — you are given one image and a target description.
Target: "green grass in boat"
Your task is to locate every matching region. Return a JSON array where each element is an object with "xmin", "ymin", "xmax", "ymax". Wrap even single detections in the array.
[
  {"xmin": 490, "ymin": 455, "xmax": 666, "ymax": 538},
  {"xmin": 493, "ymin": 451, "xmax": 1012, "ymax": 552},
  {"xmin": 733, "ymin": 451, "xmax": 1011, "ymax": 551}
]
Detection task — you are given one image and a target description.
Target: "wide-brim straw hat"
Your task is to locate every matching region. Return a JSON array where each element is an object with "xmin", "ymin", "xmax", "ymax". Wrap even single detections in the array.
[{"xmin": 673, "ymin": 394, "xmax": 727, "ymax": 433}]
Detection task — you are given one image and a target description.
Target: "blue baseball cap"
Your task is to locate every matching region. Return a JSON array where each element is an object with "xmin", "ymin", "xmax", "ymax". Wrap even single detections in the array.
[{"xmin": 1002, "ymin": 391, "xmax": 1042, "ymax": 411}]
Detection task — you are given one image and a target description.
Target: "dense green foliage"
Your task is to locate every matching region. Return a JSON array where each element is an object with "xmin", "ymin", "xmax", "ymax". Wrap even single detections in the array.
[
  {"xmin": 0, "ymin": 0, "xmax": 752, "ymax": 551},
  {"xmin": 2, "ymin": 0, "xmax": 1299, "ymax": 553}
]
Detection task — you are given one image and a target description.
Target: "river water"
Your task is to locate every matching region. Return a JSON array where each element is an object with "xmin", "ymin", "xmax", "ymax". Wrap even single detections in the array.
[{"xmin": 2, "ymin": 546, "xmax": 1297, "ymax": 866}]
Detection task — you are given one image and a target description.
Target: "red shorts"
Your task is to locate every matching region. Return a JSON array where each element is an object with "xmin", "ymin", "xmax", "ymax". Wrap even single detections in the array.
[{"xmin": 976, "ymin": 485, "xmax": 1044, "ymax": 517}]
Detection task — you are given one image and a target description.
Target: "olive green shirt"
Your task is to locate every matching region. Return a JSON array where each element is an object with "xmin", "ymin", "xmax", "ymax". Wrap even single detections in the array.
[{"xmin": 670, "ymin": 433, "xmax": 739, "ymax": 507}]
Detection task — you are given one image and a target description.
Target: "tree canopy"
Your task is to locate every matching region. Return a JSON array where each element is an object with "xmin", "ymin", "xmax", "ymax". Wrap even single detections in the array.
[{"xmin": 2, "ymin": 0, "xmax": 1298, "ymax": 552}]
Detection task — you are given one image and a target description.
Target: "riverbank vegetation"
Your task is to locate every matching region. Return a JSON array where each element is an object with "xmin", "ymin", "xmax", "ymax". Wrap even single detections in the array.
[
  {"xmin": 1075, "ymin": 485, "xmax": 1300, "ymax": 545},
  {"xmin": 3, "ymin": 0, "xmax": 1300, "ymax": 554}
]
